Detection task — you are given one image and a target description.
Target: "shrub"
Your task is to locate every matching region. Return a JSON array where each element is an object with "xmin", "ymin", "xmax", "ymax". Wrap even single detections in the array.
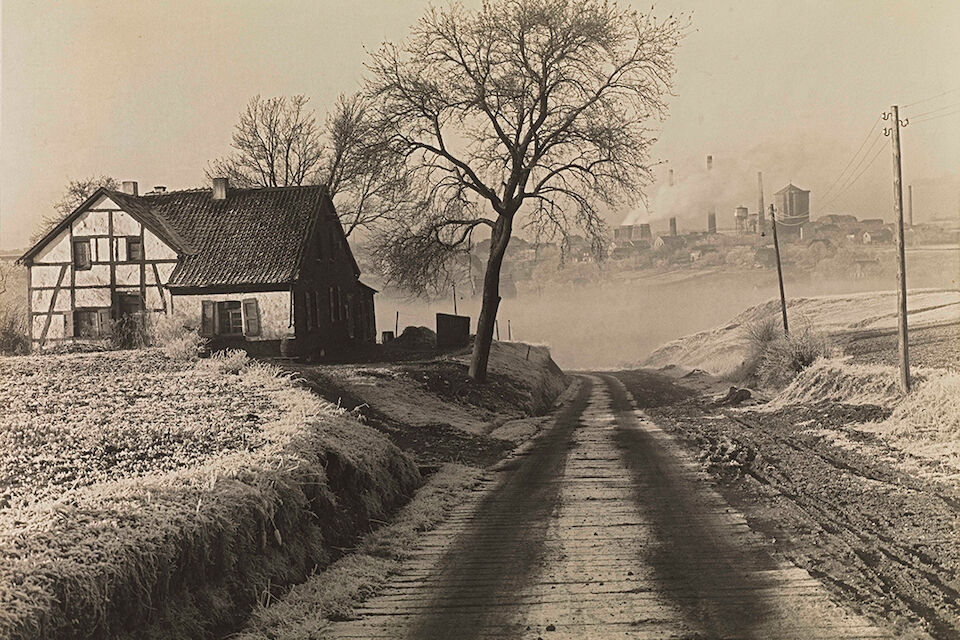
[
  {"xmin": 110, "ymin": 314, "xmax": 151, "ymax": 349},
  {"xmin": 201, "ymin": 348, "xmax": 250, "ymax": 374},
  {"xmin": 756, "ymin": 327, "xmax": 830, "ymax": 388},
  {"xmin": 0, "ymin": 304, "xmax": 30, "ymax": 355},
  {"xmin": 150, "ymin": 311, "xmax": 206, "ymax": 362},
  {"xmin": 730, "ymin": 316, "xmax": 782, "ymax": 383}
]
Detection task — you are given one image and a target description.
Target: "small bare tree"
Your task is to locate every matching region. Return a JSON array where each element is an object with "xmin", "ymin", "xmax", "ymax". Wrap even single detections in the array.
[
  {"xmin": 209, "ymin": 94, "xmax": 409, "ymax": 237},
  {"xmin": 367, "ymin": 0, "xmax": 685, "ymax": 381},
  {"xmin": 32, "ymin": 175, "xmax": 119, "ymax": 242},
  {"xmin": 207, "ymin": 95, "xmax": 324, "ymax": 189}
]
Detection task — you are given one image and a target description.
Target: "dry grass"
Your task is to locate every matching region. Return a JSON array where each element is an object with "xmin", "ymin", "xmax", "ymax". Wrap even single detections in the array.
[
  {"xmin": 763, "ymin": 357, "xmax": 906, "ymax": 411},
  {"xmin": 755, "ymin": 327, "xmax": 831, "ymax": 388},
  {"xmin": 235, "ymin": 464, "xmax": 482, "ymax": 640},
  {"xmin": 862, "ymin": 371, "xmax": 960, "ymax": 474},
  {"xmin": 0, "ymin": 350, "xmax": 420, "ymax": 640}
]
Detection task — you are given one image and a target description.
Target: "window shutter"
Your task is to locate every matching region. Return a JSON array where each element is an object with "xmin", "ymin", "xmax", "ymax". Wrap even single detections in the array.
[
  {"xmin": 242, "ymin": 298, "xmax": 261, "ymax": 337},
  {"xmin": 97, "ymin": 309, "xmax": 112, "ymax": 337},
  {"xmin": 63, "ymin": 311, "xmax": 74, "ymax": 338},
  {"xmin": 200, "ymin": 300, "xmax": 215, "ymax": 337}
]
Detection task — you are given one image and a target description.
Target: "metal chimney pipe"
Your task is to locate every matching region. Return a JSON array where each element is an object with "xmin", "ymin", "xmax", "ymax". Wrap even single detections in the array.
[
  {"xmin": 669, "ymin": 217, "xmax": 677, "ymax": 236},
  {"xmin": 668, "ymin": 169, "xmax": 674, "ymax": 187},
  {"xmin": 706, "ymin": 155, "xmax": 713, "ymax": 171}
]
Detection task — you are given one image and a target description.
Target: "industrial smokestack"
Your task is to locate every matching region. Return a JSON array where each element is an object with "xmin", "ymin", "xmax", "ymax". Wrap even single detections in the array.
[
  {"xmin": 121, "ymin": 181, "xmax": 138, "ymax": 196},
  {"xmin": 907, "ymin": 185, "xmax": 913, "ymax": 226},
  {"xmin": 668, "ymin": 169, "xmax": 674, "ymax": 187},
  {"xmin": 669, "ymin": 217, "xmax": 677, "ymax": 236},
  {"xmin": 638, "ymin": 223, "xmax": 651, "ymax": 240},
  {"xmin": 706, "ymin": 155, "xmax": 713, "ymax": 171},
  {"xmin": 708, "ymin": 212, "xmax": 717, "ymax": 234},
  {"xmin": 757, "ymin": 172, "xmax": 765, "ymax": 234}
]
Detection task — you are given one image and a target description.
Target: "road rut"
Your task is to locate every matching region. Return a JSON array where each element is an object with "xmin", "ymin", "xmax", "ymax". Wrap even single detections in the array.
[{"xmin": 325, "ymin": 373, "xmax": 891, "ymax": 639}]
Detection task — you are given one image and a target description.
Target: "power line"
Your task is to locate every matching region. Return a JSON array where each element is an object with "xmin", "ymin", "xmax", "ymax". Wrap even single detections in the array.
[
  {"xmin": 902, "ymin": 87, "xmax": 960, "ymax": 109},
  {"xmin": 819, "ymin": 116, "xmax": 881, "ymax": 201},
  {"xmin": 821, "ymin": 132, "xmax": 885, "ymax": 204},
  {"xmin": 905, "ymin": 101, "xmax": 960, "ymax": 120},
  {"xmin": 819, "ymin": 143, "xmax": 886, "ymax": 208},
  {"xmin": 910, "ymin": 108, "xmax": 960, "ymax": 125}
]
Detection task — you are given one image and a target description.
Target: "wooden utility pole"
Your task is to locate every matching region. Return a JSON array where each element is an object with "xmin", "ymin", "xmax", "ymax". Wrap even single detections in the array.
[
  {"xmin": 770, "ymin": 204, "xmax": 789, "ymax": 335},
  {"xmin": 886, "ymin": 105, "xmax": 911, "ymax": 393}
]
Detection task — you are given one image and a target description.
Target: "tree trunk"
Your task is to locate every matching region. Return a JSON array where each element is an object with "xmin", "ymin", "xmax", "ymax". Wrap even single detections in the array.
[{"xmin": 469, "ymin": 214, "xmax": 513, "ymax": 382}]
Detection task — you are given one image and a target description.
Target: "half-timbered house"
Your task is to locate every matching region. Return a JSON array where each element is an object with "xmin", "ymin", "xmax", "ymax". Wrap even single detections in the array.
[{"xmin": 18, "ymin": 179, "xmax": 376, "ymax": 355}]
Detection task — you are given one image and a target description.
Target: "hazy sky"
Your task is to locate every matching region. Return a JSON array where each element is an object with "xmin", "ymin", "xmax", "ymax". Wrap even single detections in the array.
[{"xmin": 2, "ymin": 0, "xmax": 958, "ymax": 250}]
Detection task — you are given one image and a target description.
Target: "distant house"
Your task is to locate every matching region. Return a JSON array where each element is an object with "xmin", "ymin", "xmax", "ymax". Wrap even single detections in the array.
[
  {"xmin": 817, "ymin": 213, "xmax": 858, "ymax": 227},
  {"xmin": 610, "ymin": 240, "xmax": 650, "ymax": 260},
  {"xmin": 653, "ymin": 235, "xmax": 685, "ymax": 253},
  {"xmin": 18, "ymin": 179, "xmax": 376, "ymax": 354},
  {"xmin": 861, "ymin": 228, "xmax": 893, "ymax": 244},
  {"xmin": 860, "ymin": 218, "xmax": 884, "ymax": 227}
]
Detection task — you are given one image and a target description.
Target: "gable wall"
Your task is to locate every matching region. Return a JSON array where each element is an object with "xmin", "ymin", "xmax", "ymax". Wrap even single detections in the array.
[{"xmin": 25, "ymin": 195, "xmax": 180, "ymax": 349}]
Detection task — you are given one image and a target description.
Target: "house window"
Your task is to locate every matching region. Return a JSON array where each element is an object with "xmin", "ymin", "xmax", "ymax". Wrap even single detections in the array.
[
  {"xmin": 126, "ymin": 237, "xmax": 143, "ymax": 261},
  {"xmin": 73, "ymin": 308, "xmax": 111, "ymax": 338},
  {"xmin": 73, "ymin": 239, "xmax": 92, "ymax": 270},
  {"xmin": 216, "ymin": 301, "xmax": 244, "ymax": 335}
]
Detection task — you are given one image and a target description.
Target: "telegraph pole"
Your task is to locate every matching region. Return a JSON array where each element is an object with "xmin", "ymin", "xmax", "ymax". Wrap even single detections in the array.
[
  {"xmin": 770, "ymin": 204, "xmax": 789, "ymax": 335},
  {"xmin": 884, "ymin": 105, "xmax": 911, "ymax": 393}
]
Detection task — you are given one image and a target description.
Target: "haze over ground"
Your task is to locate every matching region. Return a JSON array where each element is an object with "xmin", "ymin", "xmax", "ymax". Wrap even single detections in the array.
[{"xmin": 2, "ymin": 0, "xmax": 959, "ymax": 250}]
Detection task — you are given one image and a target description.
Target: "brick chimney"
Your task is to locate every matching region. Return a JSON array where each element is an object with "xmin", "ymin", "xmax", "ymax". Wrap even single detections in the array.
[
  {"xmin": 669, "ymin": 217, "xmax": 678, "ymax": 236},
  {"xmin": 212, "ymin": 177, "xmax": 229, "ymax": 200},
  {"xmin": 121, "ymin": 181, "xmax": 138, "ymax": 196}
]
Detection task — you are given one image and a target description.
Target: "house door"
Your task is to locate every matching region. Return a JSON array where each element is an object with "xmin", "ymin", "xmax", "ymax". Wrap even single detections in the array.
[{"xmin": 117, "ymin": 293, "xmax": 142, "ymax": 318}]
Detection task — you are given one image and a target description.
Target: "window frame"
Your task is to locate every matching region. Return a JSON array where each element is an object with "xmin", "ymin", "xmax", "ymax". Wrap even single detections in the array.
[
  {"xmin": 216, "ymin": 300, "xmax": 244, "ymax": 336},
  {"xmin": 72, "ymin": 238, "xmax": 92, "ymax": 270},
  {"xmin": 126, "ymin": 236, "xmax": 143, "ymax": 262}
]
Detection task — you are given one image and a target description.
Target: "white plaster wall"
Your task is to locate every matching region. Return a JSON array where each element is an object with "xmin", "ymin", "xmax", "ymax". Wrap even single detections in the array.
[
  {"xmin": 73, "ymin": 210, "xmax": 111, "ymax": 236},
  {"xmin": 33, "ymin": 314, "xmax": 66, "ymax": 340},
  {"xmin": 112, "ymin": 210, "xmax": 140, "ymax": 236},
  {"xmin": 90, "ymin": 195, "xmax": 120, "ymax": 210},
  {"xmin": 144, "ymin": 229, "xmax": 177, "ymax": 260},
  {"xmin": 31, "ymin": 264, "xmax": 67, "ymax": 287},
  {"xmin": 115, "ymin": 264, "xmax": 139, "ymax": 282},
  {"xmin": 95, "ymin": 237, "xmax": 110, "ymax": 262},
  {"xmin": 76, "ymin": 288, "xmax": 112, "ymax": 307},
  {"xmin": 156, "ymin": 263, "xmax": 176, "ymax": 282},
  {"xmin": 173, "ymin": 290, "xmax": 292, "ymax": 340},
  {"xmin": 145, "ymin": 287, "xmax": 166, "ymax": 310},
  {"xmin": 31, "ymin": 287, "xmax": 71, "ymax": 312},
  {"xmin": 33, "ymin": 230, "xmax": 71, "ymax": 263},
  {"xmin": 75, "ymin": 265, "xmax": 111, "ymax": 286}
]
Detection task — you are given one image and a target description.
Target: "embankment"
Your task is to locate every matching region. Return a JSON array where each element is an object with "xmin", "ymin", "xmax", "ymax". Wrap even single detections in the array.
[{"xmin": 0, "ymin": 351, "xmax": 420, "ymax": 640}]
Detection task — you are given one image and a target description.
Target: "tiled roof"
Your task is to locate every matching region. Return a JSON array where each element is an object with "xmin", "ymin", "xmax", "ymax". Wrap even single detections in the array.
[{"xmin": 129, "ymin": 185, "xmax": 329, "ymax": 289}]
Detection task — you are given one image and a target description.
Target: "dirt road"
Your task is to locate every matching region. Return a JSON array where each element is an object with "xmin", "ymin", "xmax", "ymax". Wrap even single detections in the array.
[{"xmin": 326, "ymin": 373, "xmax": 891, "ymax": 639}]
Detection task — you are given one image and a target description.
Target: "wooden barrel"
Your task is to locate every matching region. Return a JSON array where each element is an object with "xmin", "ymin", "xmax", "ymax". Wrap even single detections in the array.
[{"xmin": 280, "ymin": 335, "xmax": 299, "ymax": 358}]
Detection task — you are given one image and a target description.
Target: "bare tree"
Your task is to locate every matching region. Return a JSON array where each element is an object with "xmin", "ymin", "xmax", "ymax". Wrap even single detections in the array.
[
  {"xmin": 207, "ymin": 95, "xmax": 324, "ymax": 189},
  {"xmin": 209, "ymin": 94, "xmax": 409, "ymax": 237},
  {"xmin": 367, "ymin": 0, "xmax": 685, "ymax": 381},
  {"xmin": 324, "ymin": 94, "xmax": 413, "ymax": 237},
  {"xmin": 32, "ymin": 175, "xmax": 119, "ymax": 242}
]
